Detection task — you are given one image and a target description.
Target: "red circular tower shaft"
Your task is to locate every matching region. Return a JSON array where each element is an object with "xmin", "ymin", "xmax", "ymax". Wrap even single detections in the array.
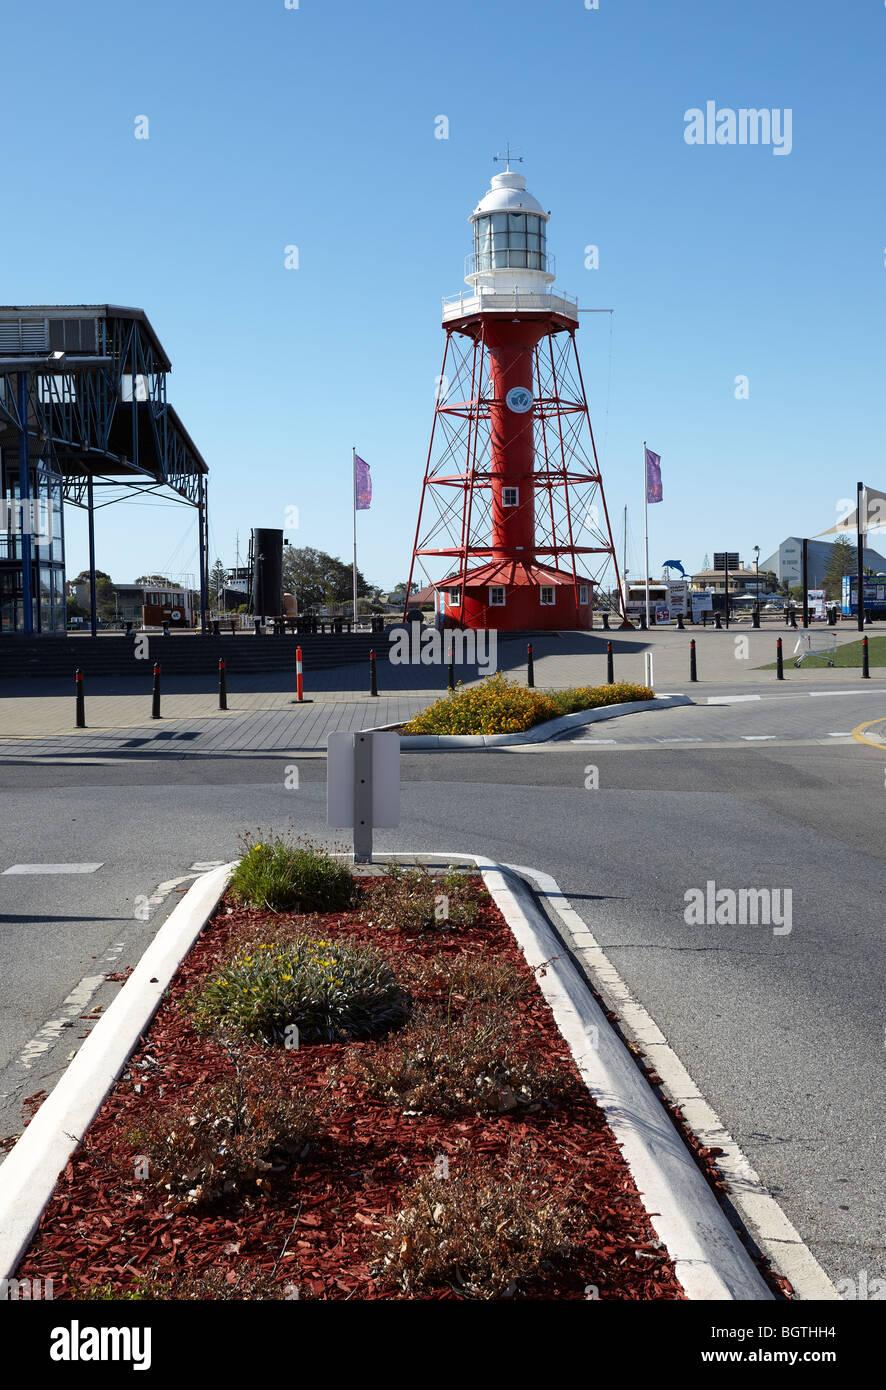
[{"xmin": 485, "ymin": 320, "xmax": 546, "ymax": 558}]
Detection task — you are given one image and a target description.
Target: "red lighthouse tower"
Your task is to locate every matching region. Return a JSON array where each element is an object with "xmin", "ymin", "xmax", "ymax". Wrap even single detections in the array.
[{"xmin": 405, "ymin": 158, "xmax": 624, "ymax": 630}]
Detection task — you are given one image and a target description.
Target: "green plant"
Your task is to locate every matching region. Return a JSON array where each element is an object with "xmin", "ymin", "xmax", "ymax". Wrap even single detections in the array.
[
  {"xmin": 126, "ymin": 1049, "xmax": 321, "ymax": 1206},
  {"xmin": 189, "ymin": 934, "xmax": 409, "ymax": 1044},
  {"xmin": 361, "ymin": 865, "xmax": 483, "ymax": 934},
  {"xmin": 228, "ymin": 833, "xmax": 354, "ymax": 913},
  {"xmin": 401, "ymin": 672, "xmax": 654, "ymax": 736},
  {"xmin": 352, "ymin": 1007, "xmax": 575, "ymax": 1117},
  {"xmin": 376, "ymin": 1164, "xmax": 578, "ymax": 1299}
]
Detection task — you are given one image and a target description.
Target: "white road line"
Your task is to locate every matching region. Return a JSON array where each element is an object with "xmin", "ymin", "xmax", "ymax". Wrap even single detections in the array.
[
  {"xmin": 741, "ymin": 735, "xmax": 778, "ymax": 741},
  {"xmin": 656, "ymin": 737, "xmax": 703, "ymax": 743},
  {"xmin": 706, "ymin": 695, "xmax": 761, "ymax": 704},
  {"xmin": 808, "ymin": 690, "xmax": 876, "ymax": 697},
  {"xmin": 17, "ymin": 975, "xmax": 107, "ymax": 1069},
  {"xmin": 827, "ymin": 732, "xmax": 853, "ymax": 737},
  {"xmin": 2, "ymin": 863, "xmax": 103, "ymax": 875},
  {"xmin": 574, "ymin": 738, "xmax": 617, "ymax": 744}
]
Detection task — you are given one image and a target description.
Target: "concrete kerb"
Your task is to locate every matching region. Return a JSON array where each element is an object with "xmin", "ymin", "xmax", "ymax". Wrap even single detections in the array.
[
  {"xmin": 509, "ymin": 862, "xmax": 839, "ymax": 1303},
  {"xmin": 0, "ymin": 848, "xmax": 799, "ymax": 1301},
  {"xmin": 368, "ymin": 694, "xmax": 694, "ymax": 748},
  {"xmin": 0, "ymin": 862, "xmax": 236, "ymax": 1284}
]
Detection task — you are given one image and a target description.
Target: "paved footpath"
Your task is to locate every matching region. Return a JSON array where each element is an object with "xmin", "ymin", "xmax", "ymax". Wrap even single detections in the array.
[{"xmin": 0, "ymin": 624, "xmax": 880, "ymax": 753}]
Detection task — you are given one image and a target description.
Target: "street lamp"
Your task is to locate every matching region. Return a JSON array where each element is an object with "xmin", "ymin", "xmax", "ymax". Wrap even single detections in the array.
[{"xmin": 753, "ymin": 545, "xmax": 760, "ymax": 627}]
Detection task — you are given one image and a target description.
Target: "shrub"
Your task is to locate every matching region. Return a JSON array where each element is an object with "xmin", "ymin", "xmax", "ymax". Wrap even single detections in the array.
[
  {"xmin": 376, "ymin": 1164, "xmax": 577, "ymax": 1298},
  {"xmin": 352, "ymin": 1007, "xmax": 575, "ymax": 1117},
  {"xmin": 126, "ymin": 1050, "xmax": 321, "ymax": 1206},
  {"xmin": 228, "ymin": 833, "xmax": 354, "ymax": 913},
  {"xmin": 189, "ymin": 934, "xmax": 409, "ymax": 1044},
  {"xmin": 402, "ymin": 952, "xmax": 532, "ymax": 1010},
  {"xmin": 361, "ymin": 865, "xmax": 482, "ymax": 934},
  {"xmin": 401, "ymin": 672, "xmax": 654, "ymax": 736}
]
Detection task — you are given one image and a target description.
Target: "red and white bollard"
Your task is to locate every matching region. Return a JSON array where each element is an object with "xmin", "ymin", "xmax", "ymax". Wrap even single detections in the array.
[{"xmin": 296, "ymin": 645, "xmax": 304, "ymax": 702}]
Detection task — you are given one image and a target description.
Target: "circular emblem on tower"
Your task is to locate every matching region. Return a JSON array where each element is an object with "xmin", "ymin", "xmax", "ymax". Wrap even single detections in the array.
[{"xmin": 505, "ymin": 386, "xmax": 533, "ymax": 414}]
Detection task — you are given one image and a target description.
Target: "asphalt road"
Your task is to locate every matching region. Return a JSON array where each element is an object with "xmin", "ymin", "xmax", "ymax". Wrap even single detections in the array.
[{"xmin": 1, "ymin": 682, "xmax": 884, "ymax": 1292}]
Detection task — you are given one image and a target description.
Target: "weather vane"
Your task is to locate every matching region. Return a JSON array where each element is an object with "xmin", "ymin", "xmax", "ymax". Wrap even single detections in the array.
[{"xmin": 493, "ymin": 144, "xmax": 523, "ymax": 172}]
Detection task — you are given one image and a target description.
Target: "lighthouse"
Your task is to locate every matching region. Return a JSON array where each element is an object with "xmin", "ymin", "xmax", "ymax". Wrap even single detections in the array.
[{"xmin": 405, "ymin": 156, "xmax": 623, "ymax": 631}]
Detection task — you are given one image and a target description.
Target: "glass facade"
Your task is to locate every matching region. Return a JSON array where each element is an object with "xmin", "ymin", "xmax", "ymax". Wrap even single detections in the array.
[
  {"xmin": 474, "ymin": 212, "xmax": 547, "ymax": 272},
  {"xmin": 0, "ymin": 447, "xmax": 66, "ymax": 633}
]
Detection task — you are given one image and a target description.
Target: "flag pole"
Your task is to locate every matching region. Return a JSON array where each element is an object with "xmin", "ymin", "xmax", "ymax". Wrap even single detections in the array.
[
  {"xmin": 352, "ymin": 447, "xmax": 358, "ymax": 625},
  {"xmin": 856, "ymin": 479, "xmax": 865, "ymax": 632},
  {"xmin": 643, "ymin": 441, "xmax": 650, "ymax": 626}
]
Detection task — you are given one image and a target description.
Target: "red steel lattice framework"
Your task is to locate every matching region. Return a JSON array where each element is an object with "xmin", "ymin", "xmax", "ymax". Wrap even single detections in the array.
[{"xmin": 404, "ymin": 308, "xmax": 625, "ymax": 628}]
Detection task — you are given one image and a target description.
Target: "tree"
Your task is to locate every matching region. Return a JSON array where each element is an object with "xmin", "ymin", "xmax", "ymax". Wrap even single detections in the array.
[
  {"xmin": 822, "ymin": 537, "xmax": 857, "ymax": 600},
  {"xmin": 209, "ymin": 559, "xmax": 227, "ymax": 606},
  {"xmin": 66, "ymin": 595, "xmax": 89, "ymax": 620},
  {"xmin": 281, "ymin": 546, "xmax": 370, "ymax": 612},
  {"xmin": 134, "ymin": 574, "xmax": 174, "ymax": 587},
  {"xmin": 71, "ymin": 569, "xmax": 111, "ymax": 586}
]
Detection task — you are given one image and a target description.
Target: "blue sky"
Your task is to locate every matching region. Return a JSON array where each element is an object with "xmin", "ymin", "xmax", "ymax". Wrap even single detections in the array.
[{"xmin": 4, "ymin": 0, "xmax": 884, "ymax": 590}]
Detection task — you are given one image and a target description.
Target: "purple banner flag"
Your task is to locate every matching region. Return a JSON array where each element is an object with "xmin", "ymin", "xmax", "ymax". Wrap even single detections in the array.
[
  {"xmin": 355, "ymin": 454, "xmax": 372, "ymax": 510},
  {"xmin": 645, "ymin": 447, "xmax": 662, "ymax": 504}
]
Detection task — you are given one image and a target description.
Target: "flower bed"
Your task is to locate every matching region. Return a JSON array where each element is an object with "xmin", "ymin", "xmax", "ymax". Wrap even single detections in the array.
[
  {"xmin": 401, "ymin": 672, "xmax": 655, "ymax": 736},
  {"xmin": 12, "ymin": 858, "xmax": 683, "ymax": 1301}
]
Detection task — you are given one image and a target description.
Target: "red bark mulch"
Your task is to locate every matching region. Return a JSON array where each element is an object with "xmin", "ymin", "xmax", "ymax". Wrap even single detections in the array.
[{"xmin": 15, "ymin": 876, "xmax": 685, "ymax": 1300}]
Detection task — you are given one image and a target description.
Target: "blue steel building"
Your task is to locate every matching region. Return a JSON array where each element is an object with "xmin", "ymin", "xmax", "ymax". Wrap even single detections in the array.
[{"xmin": 0, "ymin": 305, "xmax": 208, "ymax": 636}]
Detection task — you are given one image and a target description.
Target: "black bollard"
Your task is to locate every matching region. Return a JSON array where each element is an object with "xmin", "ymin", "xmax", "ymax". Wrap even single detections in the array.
[
  {"xmin": 527, "ymin": 643, "xmax": 534, "ymax": 688},
  {"xmin": 676, "ymin": 614, "xmax": 685, "ymax": 630},
  {"xmin": 151, "ymin": 662, "xmax": 162, "ymax": 718},
  {"xmin": 638, "ymin": 611, "xmax": 647, "ymax": 631},
  {"xmin": 447, "ymin": 648, "xmax": 455, "ymax": 692},
  {"xmin": 776, "ymin": 638, "xmax": 784, "ymax": 680},
  {"xmin": 602, "ymin": 612, "xmax": 610, "ymax": 631},
  {"xmin": 255, "ymin": 618, "xmax": 263, "ymax": 637},
  {"xmin": 606, "ymin": 641, "xmax": 614, "ymax": 685},
  {"xmin": 752, "ymin": 604, "xmax": 760, "ymax": 629},
  {"xmin": 162, "ymin": 620, "xmax": 170, "ymax": 638},
  {"xmin": 714, "ymin": 613, "xmax": 722, "ymax": 630},
  {"xmin": 74, "ymin": 668, "xmax": 86, "ymax": 728},
  {"xmin": 790, "ymin": 611, "xmax": 798, "ymax": 630},
  {"xmin": 862, "ymin": 635, "xmax": 870, "ymax": 679},
  {"xmin": 690, "ymin": 640, "xmax": 697, "ymax": 683},
  {"xmin": 230, "ymin": 620, "xmax": 236, "ymax": 636},
  {"xmin": 369, "ymin": 649, "xmax": 378, "ymax": 697},
  {"xmin": 219, "ymin": 658, "xmax": 228, "ymax": 710}
]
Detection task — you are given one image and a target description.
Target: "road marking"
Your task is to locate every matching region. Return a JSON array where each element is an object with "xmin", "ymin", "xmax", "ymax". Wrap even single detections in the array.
[
  {"xmin": 852, "ymin": 716, "xmax": 886, "ymax": 749},
  {"xmin": 656, "ymin": 737, "xmax": 703, "ymax": 743},
  {"xmin": 706, "ymin": 695, "xmax": 761, "ymax": 704},
  {"xmin": 2, "ymin": 863, "xmax": 103, "ymax": 875},
  {"xmin": 574, "ymin": 738, "xmax": 617, "ymax": 744},
  {"xmin": 827, "ymin": 732, "xmax": 853, "ymax": 737},
  {"xmin": 741, "ymin": 735, "xmax": 778, "ymax": 741},
  {"xmin": 808, "ymin": 690, "xmax": 878, "ymax": 697},
  {"xmin": 17, "ymin": 974, "xmax": 108, "ymax": 1069}
]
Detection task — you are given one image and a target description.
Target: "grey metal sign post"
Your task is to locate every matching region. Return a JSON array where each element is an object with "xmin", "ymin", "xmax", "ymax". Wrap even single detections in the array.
[{"xmin": 327, "ymin": 731, "xmax": 400, "ymax": 864}]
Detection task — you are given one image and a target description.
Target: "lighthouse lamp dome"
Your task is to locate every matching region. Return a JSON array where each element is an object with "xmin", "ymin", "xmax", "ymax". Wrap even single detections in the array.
[{"xmin": 468, "ymin": 169, "xmax": 554, "ymax": 288}]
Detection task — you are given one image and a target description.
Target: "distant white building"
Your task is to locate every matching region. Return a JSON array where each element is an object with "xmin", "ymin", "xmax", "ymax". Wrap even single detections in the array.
[{"xmin": 760, "ymin": 537, "xmax": 886, "ymax": 588}]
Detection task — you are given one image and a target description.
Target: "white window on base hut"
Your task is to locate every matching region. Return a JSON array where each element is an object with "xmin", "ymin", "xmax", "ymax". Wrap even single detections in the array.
[
  {"xmin": 540, "ymin": 586, "xmax": 555, "ymax": 606},
  {"xmin": 489, "ymin": 586, "xmax": 506, "ymax": 606},
  {"xmin": 578, "ymin": 585, "xmax": 589, "ymax": 605}
]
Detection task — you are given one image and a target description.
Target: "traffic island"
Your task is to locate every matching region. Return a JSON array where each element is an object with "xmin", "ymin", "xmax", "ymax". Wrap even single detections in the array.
[{"xmin": 0, "ymin": 844, "xmax": 771, "ymax": 1302}]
